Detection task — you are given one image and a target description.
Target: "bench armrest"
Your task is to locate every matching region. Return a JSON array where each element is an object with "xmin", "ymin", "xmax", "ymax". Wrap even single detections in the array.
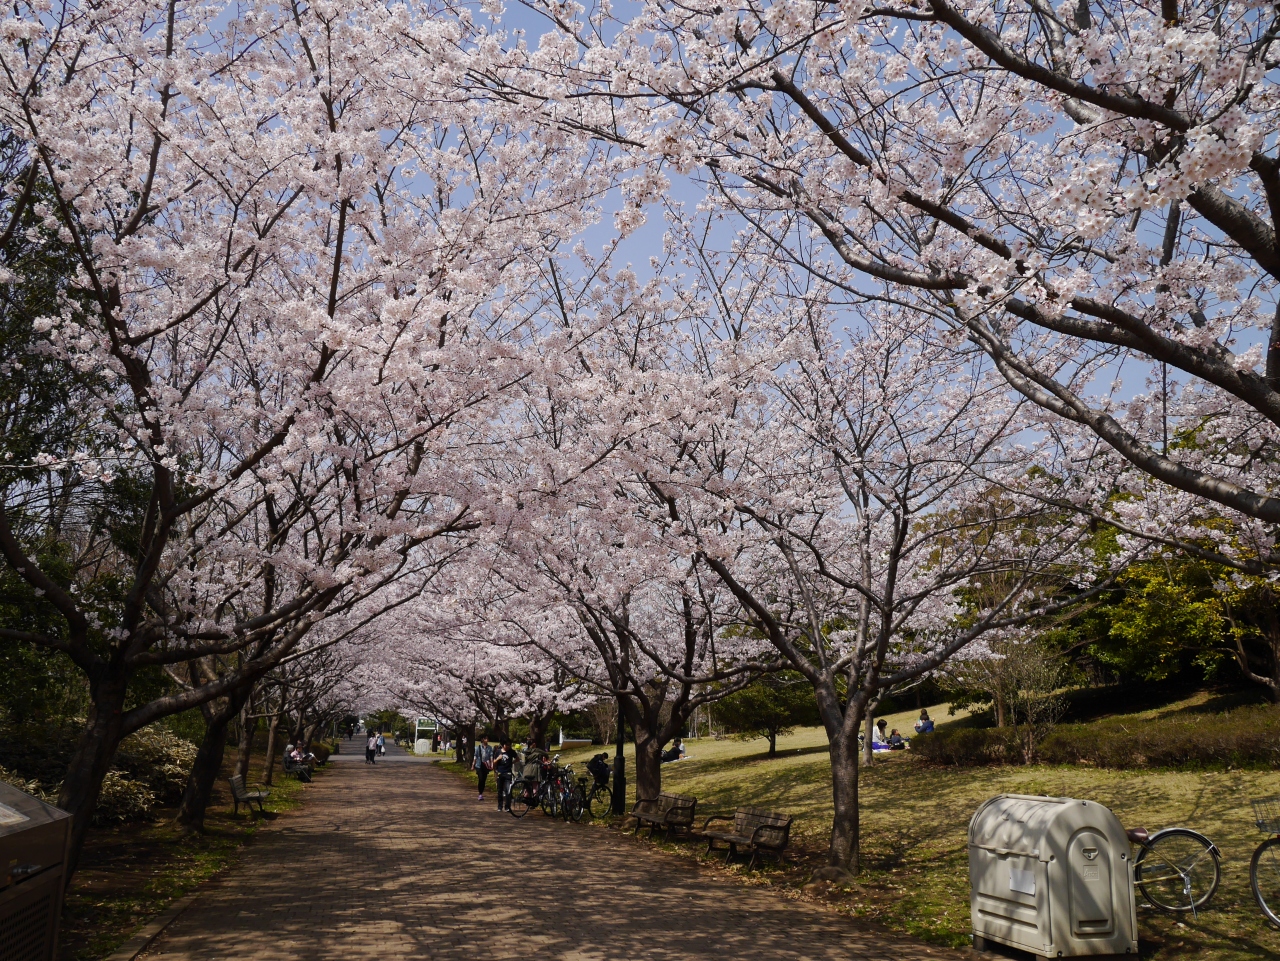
[
  {"xmin": 631, "ymin": 797, "xmax": 658, "ymax": 815},
  {"xmin": 699, "ymin": 814, "xmax": 733, "ymax": 832}
]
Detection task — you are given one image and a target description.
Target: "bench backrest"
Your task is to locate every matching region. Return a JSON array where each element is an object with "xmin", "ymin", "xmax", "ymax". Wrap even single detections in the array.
[
  {"xmin": 636, "ymin": 792, "xmax": 697, "ymax": 823},
  {"xmin": 661, "ymin": 793, "xmax": 697, "ymax": 824},
  {"xmin": 733, "ymin": 807, "xmax": 792, "ymax": 848},
  {"xmin": 228, "ymin": 775, "xmax": 248, "ymax": 798}
]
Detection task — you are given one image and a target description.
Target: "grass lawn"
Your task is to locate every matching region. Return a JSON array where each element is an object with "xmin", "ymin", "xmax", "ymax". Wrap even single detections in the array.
[
  {"xmin": 521, "ymin": 697, "xmax": 1280, "ymax": 960},
  {"xmin": 59, "ymin": 763, "xmax": 319, "ymax": 961}
]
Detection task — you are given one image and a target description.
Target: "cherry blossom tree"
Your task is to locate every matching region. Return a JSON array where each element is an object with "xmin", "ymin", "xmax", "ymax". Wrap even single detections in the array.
[
  {"xmin": 488, "ymin": 0, "xmax": 1280, "ymax": 565},
  {"xmin": 0, "ymin": 0, "xmax": 613, "ymax": 868},
  {"xmin": 689, "ymin": 304, "xmax": 1121, "ymax": 875}
]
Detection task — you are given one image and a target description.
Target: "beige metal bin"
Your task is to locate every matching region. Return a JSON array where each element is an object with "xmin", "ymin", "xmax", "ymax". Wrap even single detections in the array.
[
  {"xmin": 0, "ymin": 781, "xmax": 72, "ymax": 961},
  {"xmin": 969, "ymin": 794, "xmax": 1138, "ymax": 959}
]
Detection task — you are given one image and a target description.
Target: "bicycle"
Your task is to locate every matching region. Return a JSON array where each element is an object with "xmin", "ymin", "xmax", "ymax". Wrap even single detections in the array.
[
  {"xmin": 1125, "ymin": 823, "xmax": 1221, "ymax": 916},
  {"xmin": 584, "ymin": 775, "xmax": 612, "ymax": 819},
  {"xmin": 555, "ymin": 762, "xmax": 586, "ymax": 822},
  {"xmin": 1250, "ymin": 795, "xmax": 1280, "ymax": 926},
  {"xmin": 506, "ymin": 774, "xmax": 533, "ymax": 818},
  {"xmin": 539, "ymin": 754, "xmax": 563, "ymax": 818}
]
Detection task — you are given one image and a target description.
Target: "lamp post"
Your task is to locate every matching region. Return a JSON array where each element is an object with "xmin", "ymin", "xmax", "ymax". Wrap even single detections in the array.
[{"xmin": 611, "ymin": 702, "xmax": 627, "ymax": 815}]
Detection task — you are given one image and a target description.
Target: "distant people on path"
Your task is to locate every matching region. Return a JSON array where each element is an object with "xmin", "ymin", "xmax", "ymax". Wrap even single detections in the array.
[
  {"xmin": 913, "ymin": 710, "xmax": 935, "ymax": 734},
  {"xmin": 493, "ymin": 740, "xmax": 515, "ymax": 811},
  {"xmin": 366, "ymin": 733, "xmax": 378, "ymax": 764},
  {"xmin": 473, "ymin": 735, "xmax": 494, "ymax": 801},
  {"xmin": 441, "ymin": 732, "xmax": 452, "ymax": 755},
  {"xmin": 376, "ymin": 732, "xmax": 386, "ymax": 756}
]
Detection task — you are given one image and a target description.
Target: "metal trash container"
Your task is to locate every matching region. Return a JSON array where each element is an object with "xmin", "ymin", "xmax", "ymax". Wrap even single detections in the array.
[
  {"xmin": 0, "ymin": 781, "xmax": 72, "ymax": 961},
  {"xmin": 969, "ymin": 794, "xmax": 1138, "ymax": 959}
]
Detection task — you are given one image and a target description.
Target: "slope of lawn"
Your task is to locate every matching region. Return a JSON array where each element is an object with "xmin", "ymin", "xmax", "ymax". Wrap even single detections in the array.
[{"xmin": 547, "ymin": 695, "xmax": 1280, "ymax": 960}]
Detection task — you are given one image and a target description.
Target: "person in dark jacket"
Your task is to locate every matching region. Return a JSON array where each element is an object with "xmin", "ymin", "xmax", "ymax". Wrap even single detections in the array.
[
  {"xmin": 473, "ymin": 735, "xmax": 494, "ymax": 801},
  {"xmin": 493, "ymin": 741, "xmax": 515, "ymax": 811}
]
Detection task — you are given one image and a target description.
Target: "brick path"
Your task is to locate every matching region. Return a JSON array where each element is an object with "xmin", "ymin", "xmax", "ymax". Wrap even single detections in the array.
[{"xmin": 142, "ymin": 755, "xmax": 956, "ymax": 961}]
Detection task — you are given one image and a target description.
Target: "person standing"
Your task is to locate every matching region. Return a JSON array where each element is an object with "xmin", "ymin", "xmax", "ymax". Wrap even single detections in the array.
[
  {"xmin": 376, "ymin": 731, "xmax": 386, "ymax": 756},
  {"xmin": 493, "ymin": 741, "xmax": 515, "ymax": 812},
  {"xmin": 473, "ymin": 734, "xmax": 494, "ymax": 801},
  {"xmin": 365, "ymin": 732, "xmax": 377, "ymax": 764}
]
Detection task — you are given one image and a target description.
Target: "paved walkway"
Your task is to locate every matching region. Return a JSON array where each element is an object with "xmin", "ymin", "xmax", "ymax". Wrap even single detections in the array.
[
  {"xmin": 143, "ymin": 757, "xmax": 955, "ymax": 961},
  {"xmin": 329, "ymin": 735, "xmax": 437, "ymax": 763}
]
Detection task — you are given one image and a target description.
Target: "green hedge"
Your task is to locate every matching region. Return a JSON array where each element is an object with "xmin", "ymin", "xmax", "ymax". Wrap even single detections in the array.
[
  {"xmin": 0, "ymin": 722, "xmax": 197, "ymax": 823},
  {"xmin": 914, "ymin": 705, "xmax": 1280, "ymax": 770}
]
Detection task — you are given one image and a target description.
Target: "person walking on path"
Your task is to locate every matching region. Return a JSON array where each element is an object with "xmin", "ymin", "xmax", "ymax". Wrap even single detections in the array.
[
  {"xmin": 473, "ymin": 735, "xmax": 494, "ymax": 801},
  {"xmin": 376, "ymin": 732, "xmax": 386, "ymax": 756},
  {"xmin": 493, "ymin": 741, "xmax": 515, "ymax": 812},
  {"xmin": 366, "ymin": 732, "xmax": 377, "ymax": 764}
]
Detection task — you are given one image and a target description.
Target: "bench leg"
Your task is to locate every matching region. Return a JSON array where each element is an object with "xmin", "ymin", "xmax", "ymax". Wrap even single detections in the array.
[
  {"xmin": 725, "ymin": 842, "xmax": 736, "ymax": 863},
  {"xmin": 747, "ymin": 849, "xmax": 758, "ymax": 871}
]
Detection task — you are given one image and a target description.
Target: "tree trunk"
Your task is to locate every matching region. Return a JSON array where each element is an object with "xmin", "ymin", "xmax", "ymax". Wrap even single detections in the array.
[
  {"xmin": 461, "ymin": 721, "xmax": 476, "ymax": 766},
  {"xmin": 826, "ymin": 730, "xmax": 862, "ymax": 874},
  {"xmin": 57, "ymin": 671, "xmax": 129, "ymax": 878},
  {"xmin": 995, "ymin": 689, "xmax": 1008, "ymax": 728},
  {"xmin": 301, "ymin": 719, "xmax": 319, "ymax": 750},
  {"xmin": 176, "ymin": 687, "xmax": 252, "ymax": 832},
  {"xmin": 632, "ymin": 722, "xmax": 664, "ymax": 802},
  {"xmin": 262, "ymin": 710, "xmax": 283, "ymax": 786},
  {"xmin": 234, "ymin": 700, "xmax": 257, "ymax": 781},
  {"xmin": 861, "ymin": 712, "xmax": 875, "ymax": 767},
  {"xmin": 527, "ymin": 713, "xmax": 550, "ymax": 750},
  {"xmin": 767, "ymin": 729, "xmax": 777, "ymax": 757}
]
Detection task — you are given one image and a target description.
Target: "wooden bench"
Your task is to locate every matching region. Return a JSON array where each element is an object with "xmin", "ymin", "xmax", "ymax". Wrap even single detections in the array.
[
  {"xmin": 631, "ymin": 792, "xmax": 698, "ymax": 840},
  {"xmin": 228, "ymin": 775, "xmax": 270, "ymax": 815},
  {"xmin": 282, "ymin": 756, "xmax": 313, "ymax": 782},
  {"xmin": 698, "ymin": 807, "xmax": 793, "ymax": 869}
]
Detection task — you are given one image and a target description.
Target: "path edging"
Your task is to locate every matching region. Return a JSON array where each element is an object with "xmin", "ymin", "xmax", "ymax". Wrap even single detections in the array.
[{"xmin": 102, "ymin": 891, "xmax": 200, "ymax": 961}]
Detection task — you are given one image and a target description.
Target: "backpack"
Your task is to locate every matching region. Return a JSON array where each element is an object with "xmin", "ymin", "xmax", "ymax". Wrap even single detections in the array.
[{"xmin": 587, "ymin": 754, "xmax": 610, "ymax": 786}]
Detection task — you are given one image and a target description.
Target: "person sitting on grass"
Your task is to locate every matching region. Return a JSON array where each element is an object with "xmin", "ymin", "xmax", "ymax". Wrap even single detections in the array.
[
  {"xmin": 913, "ymin": 709, "xmax": 935, "ymax": 735},
  {"xmin": 888, "ymin": 729, "xmax": 907, "ymax": 751},
  {"xmin": 661, "ymin": 738, "xmax": 686, "ymax": 763},
  {"xmin": 870, "ymin": 718, "xmax": 891, "ymax": 752}
]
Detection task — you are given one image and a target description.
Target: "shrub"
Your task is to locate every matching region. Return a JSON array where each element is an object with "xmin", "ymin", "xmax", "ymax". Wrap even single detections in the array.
[
  {"xmin": 915, "ymin": 705, "xmax": 1280, "ymax": 770},
  {"xmin": 93, "ymin": 770, "xmax": 157, "ymax": 824},
  {"xmin": 912, "ymin": 728, "xmax": 1021, "ymax": 766},
  {"xmin": 112, "ymin": 726, "xmax": 198, "ymax": 805},
  {"xmin": 1038, "ymin": 705, "xmax": 1280, "ymax": 769},
  {"xmin": 311, "ymin": 741, "xmax": 333, "ymax": 763},
  {"xmin": 0, "ymin": 764, "xmax": 55, "ymax": 802},
  {"xmin": 0, "ymin": 721, "xmax": 197, "ymax": 823}
]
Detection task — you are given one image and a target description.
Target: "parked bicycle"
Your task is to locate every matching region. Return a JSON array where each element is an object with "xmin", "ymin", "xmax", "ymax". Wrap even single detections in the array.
[
  {"xmin": 1250, "ymin": 795, "xmax": 1280, "ymax": 926},
  {"xmin": 1125, "ymin": 822, "xmax": 1221, "ymax": 915},
  {"xmin": 558, "ymin": 762, "xmax": 587, "ymax": 823},
  {"xmin": 584, "ymin": 752, "xmax": 613, "ymax": 819},
  {"xmin": 507, "ymin": 748, "xmax": 550, "ymax": 819}
]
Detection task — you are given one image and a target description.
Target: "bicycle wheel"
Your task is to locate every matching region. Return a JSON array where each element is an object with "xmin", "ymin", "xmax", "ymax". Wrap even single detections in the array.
[
  {"xmin": 509, "ymin": 779, "xmax": 532, "ymax": 819},
  {"xmin": 565, "ymin": 783, "xmax": 586, "ymax": 823},
  {"xmin": 587, "ymin": 784, "xmax": 610, "ymax": 819},
  {"xmin": 1251, "ymin": 836, "xmax": 1280, "ymax": 926},
  {"xmin": 1135, "ymin": 828, "xmax": 1221, "ymax": 912},
  {"xmin": 541, "ymin": 781, "xmax": 561, "ymax": 818}
]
